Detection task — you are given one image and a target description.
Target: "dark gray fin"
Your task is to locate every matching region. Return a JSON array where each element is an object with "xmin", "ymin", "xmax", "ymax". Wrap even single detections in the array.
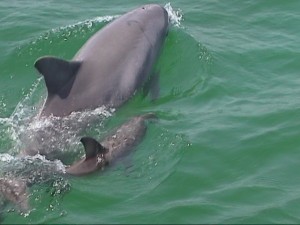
[
  {"xmin": 143, "ymin": 71, "xmax": 160, "ymax": 101},
  {"xmin": 34, "ymin": 56, "xmax": 81, "ymax": 98},
  {"xmin": 65, "ymin": 137, "xmax": 108, "ymax": 176},
  {"xmin": 80, "ymin": 137, "xmax": 108, "ymax": 160},
  {"xmin": 0, "ymin": 178, "xmax": 29, "ymax": 213}
]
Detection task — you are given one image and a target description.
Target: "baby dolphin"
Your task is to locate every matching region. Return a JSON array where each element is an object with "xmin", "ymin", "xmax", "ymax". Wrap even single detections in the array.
[{"xmin": 66, "ymin": 113, "xmax": 157, "ymax": 176}]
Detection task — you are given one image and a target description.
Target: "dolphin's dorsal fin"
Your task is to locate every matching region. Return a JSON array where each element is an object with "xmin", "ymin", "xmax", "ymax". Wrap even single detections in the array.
[
  {"xmin": 80, "ymin": 137, "xmax": 108, "ymax": 160},
  {"xmin": 34, "ymin": 56, "xmax": 81, "ymax": 98}
]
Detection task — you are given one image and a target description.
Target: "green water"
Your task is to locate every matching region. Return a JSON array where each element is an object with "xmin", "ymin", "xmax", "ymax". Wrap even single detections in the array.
[{"xmin": 1, "ymin": 0, "xmax": 300, "ymax": 224}]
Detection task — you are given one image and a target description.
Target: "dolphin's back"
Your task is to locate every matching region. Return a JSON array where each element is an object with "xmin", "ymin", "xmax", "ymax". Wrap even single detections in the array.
[{"xmin": 36, "ymin": 5, "xmax": 168, "ymax": 117}]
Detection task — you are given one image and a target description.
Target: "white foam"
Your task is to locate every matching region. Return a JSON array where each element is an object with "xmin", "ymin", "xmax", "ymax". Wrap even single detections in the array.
[
  {"xmin": 48, "ymin": 4, "xmax": 183, "ymax": 36},
  {"xmin": 0, "ymin": 117, "xmax": 12, "ymax": 125},
  {"xmin": 51, "ymin": 15, "xmax": 118, "ymax": 33},
  {"xmin": 28, "ymin": 117, "xmax": 53, "ymax": 131},
  {"xmin": 0, "ymin": 153, "xmax": 14, "ymax": 162},
  {"xmin": 23, "ymin": 154, "xmax": 66, "ymax": 174},
  {"xmin": 164, "ymin": 3, "xmax": 184, "ymax": 27},
  {"xmin": 68, "ymin": 105, "xmax": 114, "ymax": 122},
  {"xmin": 0, "ymin": 153, "xmax": 66, "ymax": 174}
]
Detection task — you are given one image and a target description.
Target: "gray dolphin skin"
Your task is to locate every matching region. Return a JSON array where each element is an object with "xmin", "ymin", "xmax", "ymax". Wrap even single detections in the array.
[
  {"xmin": 66, "ymin": 113, "xmax": 157, "ymax": 176},
  {"xmin": 35, "ymin": 4, "xmax": 169, "ymax": 117}
]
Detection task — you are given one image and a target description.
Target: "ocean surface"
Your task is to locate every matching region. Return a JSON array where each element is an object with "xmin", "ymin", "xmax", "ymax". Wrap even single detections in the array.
[{"xmin": 1, "ymin": 0, "xmax": 300, "ymax": 224}]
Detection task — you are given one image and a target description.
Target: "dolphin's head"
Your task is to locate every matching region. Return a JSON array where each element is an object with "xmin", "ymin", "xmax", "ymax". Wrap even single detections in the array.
[
  {"xmin": 129, "ymin": 4, "xmax": 169, "ymax": 39},
  {"xmin": 140, "ymin": 4, "xmax": 169, "ymax": 27},
  {"xmin": 139, "ymin": 4, "xmax": 169, "ymax": 21}
]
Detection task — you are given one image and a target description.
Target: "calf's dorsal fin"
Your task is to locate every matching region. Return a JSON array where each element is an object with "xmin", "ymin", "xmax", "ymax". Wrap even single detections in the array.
[
  {"xmin": 65, "ymin": 137, "xmax": 108, "ymax": 176},
  {"xmin": 80, "ymin": 137, "xmax": 108, "ymax": 160},
  {"xmin": 34, "ymin": 56, "xmax": 81, "ymax": 98}
]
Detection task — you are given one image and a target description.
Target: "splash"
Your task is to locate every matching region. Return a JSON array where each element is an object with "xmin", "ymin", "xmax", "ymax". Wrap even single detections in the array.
[
  {"xmin": 164, "ymin": 3, "xmax": 184, "ymax": 27},
  {"xmin": 49, "ymin": 4, "xmax": 183, "ymax": 34},
  {"xmin": 0, "ymin": 153, "xmax": 14, "ymax": 162},
  {"xmin": 16, "ymin": 104, "xmax": 113, "ymax": 165},
  {"xmin": 51, "ymin": 15, "xmax": 118, "ymax": 33},
  {"xmin": 34, "ymin": 15, "xmax": 118, "ymax": 45},
  {"xmin": 0, "ymin": 153, "xmax": 65, "ymax": 178},
  {"xmin": 0, "ymin": 153, "xmax": 69, "ymax": 216},
  {"xmin": 33, "ymin": 3, "xmax": 183, "ymax": 46},
  {"xmin": 67, "ymin": 105, "xmax": 115, "ymax": 124},
  {"xmin": 0, "ymin": 97, "xmax": 8, "ymax": 116},
  {"xmin": 17, "ymin": 14, "xmax": 118, "ymax": 60}
]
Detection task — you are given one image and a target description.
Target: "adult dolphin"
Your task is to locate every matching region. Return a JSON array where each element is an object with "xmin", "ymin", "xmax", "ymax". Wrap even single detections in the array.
[{"xmin": 35, "ymin": 4, "xmax": 169, "ymax": 118}]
